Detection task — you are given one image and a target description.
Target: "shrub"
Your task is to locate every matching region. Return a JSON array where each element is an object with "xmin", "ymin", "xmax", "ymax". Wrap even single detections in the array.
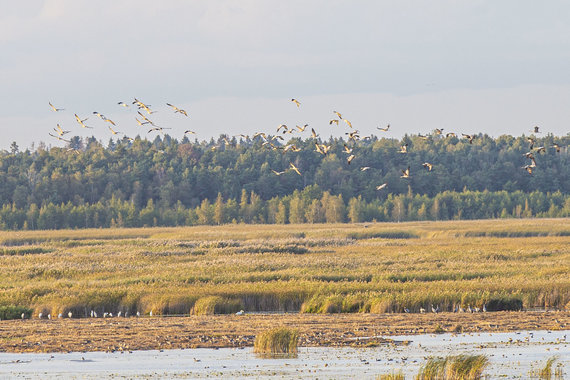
[
  {"xmin": 486, "ymin": 296, "xmax": 523, "ymax": 311},
  {"xmin": 0, "ymin": 305, "xmax": 33, "ymax": 320}
]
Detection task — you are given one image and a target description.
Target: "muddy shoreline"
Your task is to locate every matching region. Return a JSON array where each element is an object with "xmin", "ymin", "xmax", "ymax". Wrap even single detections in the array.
[{"xmin": 0, "ymin": 311, "xmax": 567, "ymax": 353}]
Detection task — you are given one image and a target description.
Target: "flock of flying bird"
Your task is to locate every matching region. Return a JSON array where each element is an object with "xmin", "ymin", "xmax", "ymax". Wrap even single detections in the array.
[
  {"xmin": 48, "ymin": 97, "xmax": 562, "ymax": 192},
  {"xmin": 48, "ymin": 99, "xmax": 194, "ymax": 147}
]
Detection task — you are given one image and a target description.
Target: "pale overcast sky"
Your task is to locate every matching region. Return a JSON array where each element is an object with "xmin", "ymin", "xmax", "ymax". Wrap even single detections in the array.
[{"xmin": 1, "ymin": 0, "xmax": 569, "ymax": 150}]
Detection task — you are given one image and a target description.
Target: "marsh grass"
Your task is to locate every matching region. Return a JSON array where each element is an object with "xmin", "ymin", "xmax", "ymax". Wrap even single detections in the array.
[
  {"xmin": 530, "ymin": 356, "xmax": 564, "ymax": 379},
  {"xmin": 0, "ymin": 219, "xmax": 567, "ymax": 316},
  {"xmin": 417, "ymin": 355, "xmax": 489, "ymax": 380},
  {"xmin": 191, "ymin": 296, "xmax": 242, "ymax": 315},
  {"xmin": 253, "ymin": 327, "xmax": 298, "ymax": 357}
]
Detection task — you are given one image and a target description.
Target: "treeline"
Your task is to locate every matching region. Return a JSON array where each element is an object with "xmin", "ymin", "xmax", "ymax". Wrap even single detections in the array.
[
  {"xmin": 1, "ymin": 187, "xmax": 568, "ymax": 230},
  {"xmin": 0, "ymin": 132, "xmax": 568, "ymax": 229}
]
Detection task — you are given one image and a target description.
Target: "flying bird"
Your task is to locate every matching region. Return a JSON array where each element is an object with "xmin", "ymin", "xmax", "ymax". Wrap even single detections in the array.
[
  {"xmin": 166, "ymin": 103, "xmax": 188, "ymax": 116},
  {"xmin": 276, "ymin": 124, "xmax": 288, "ymax": 133},
  {"xmin": 529, "ymin": 157, "xmax": 537, "ymax": 167},
  {"xmin": 462, "ymin": 134, "xmax": 475, "ymax": 144},
  {"xmin": 422, "ymin": 162, "xmax": 433, "ymax": 171},
  {"xmin": 296, "ymin": 124, "xmax": 308, "ymax": 132},
  {"xmin": 329, "ymin": 119, "xmax": 340, "ymax": 125},
  {"xmin": 135, "ymin": 118, "xmax": 150, "ymax": 126},
  {"xmin": 532, "ymin": 126, "xmax": 540, "ymax": 134},
  {"xmin": 522, "ymin": 165, "xmax": 533, "ymax": 174},
  {"xmin": 133, "ymin": 98, "xmax": 154, "ymax": 114},
  {"xmin": 74, "ymin": 114, "xmax": 88, "ymax": 124},
  {"xmin": 376, "ymin": 183, "xmax": 388, "ymax": 190},
  {"xmin": 118, "ymin": 102, "xmax": 130, "ymax": 108},
  {"xmin": 552, "ymin": 143, "xmax": 561, "ymax": 153},
  {"xmin": 54, "ymin": 124, "xmax": 70, "ymax": 136},
  {"xmin": 315, "ymin": 143, "xmax": 330, "ymax": 156},
  {"xmin": 399, "ymin": 144, "xmax": 408, "ymax": 153},
  {"xmin": 284, "ymin": 144, "xmax": 301, "ymax": 152},
  {"xmin": 291, "ymin": 98, "xmax": 301, "ymax": 107},
  {"xmin": 333, "ymin": 111, "xmax": 342, "ymax": 119},
  {"xmin": 446, "ymin": 132, "xmax": 456, "ymax": 138},
  {"xmin": 343, "ymin": 119, "xmax": 353, "ymax": 128},
  {"xmin": 272, "ymin": 169, "xmax": 286, "ymax": 176},
  {"xmin": 347, "ymin": 154, "xmax": 355, "ymax": 164},
  {"xmin": 103, "ymin": 117, "xmax": 116, "ymax": 126},
  {"xmin": 401, "ymin": 166, "xmax": 411, "ymax": 178},
  {"xmin": 434, "ymin": 128, "xmax": 444, "ymax": 135},
  {"xmin": 108, "ymin": 126, "xmax": 122, "ymax": 135},
  {"xmin": 346, "ymin": 130, "xmax": 360, "ymax": 141},
  {"xmin": 311, "ymin": 128, "xmax": 319, "ymax": 139},
  {"xmin": 49, "ymin": 102, "xmax": 64, "ymax": 112},
  {"xmin": 377, "ymin": 124, "xmax": 390, "ymax": 132},
  {"xmin": 48, "ymin": 133, "xmax": 71, "ymax": 143},
  {"xmin": 74, "ymin": 114, "xmax": 92, "ymax": 129},
  {"xmin": 137, "ymin": 111, "xmax": 157, "ymax": 126},
  {"xmin": 418, "ymin": 134, "xmax": 430, "ymax": 140},
  {"xmin": 184, "ymin": 130, "xmax": 196, "ymax": 135},
  {"xmin": 289, "ymin": 163, "xmax": 301, "ymax": 176},
  {"xmin": 360, "ymin": 167, "xmax": 371, "ymax": 171},
  {"xmin": 343, "ymin": 144, "xmax": 353, "ymax": 154}
]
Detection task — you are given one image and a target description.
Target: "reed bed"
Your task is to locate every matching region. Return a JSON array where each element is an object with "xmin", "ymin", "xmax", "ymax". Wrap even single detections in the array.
[{"xmin": 0, "ymin": 219, "xmax": 568, "ymax": 318}]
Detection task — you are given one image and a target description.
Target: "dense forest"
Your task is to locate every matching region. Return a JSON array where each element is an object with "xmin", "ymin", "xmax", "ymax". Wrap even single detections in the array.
[{"xmin": 0, "ymin": 132, "xmax": 568, "ymax": 229}]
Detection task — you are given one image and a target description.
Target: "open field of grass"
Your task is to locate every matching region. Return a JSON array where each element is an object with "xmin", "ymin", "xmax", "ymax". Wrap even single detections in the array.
[{"xmin": 0, "ymin": 219, "xmax": 568, "ymax": 317}]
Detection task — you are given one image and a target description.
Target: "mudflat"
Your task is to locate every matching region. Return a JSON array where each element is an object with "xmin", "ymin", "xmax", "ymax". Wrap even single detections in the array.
[{"xmin": 0, "ymin": 311, "xmax": 567, "ymax": 353}]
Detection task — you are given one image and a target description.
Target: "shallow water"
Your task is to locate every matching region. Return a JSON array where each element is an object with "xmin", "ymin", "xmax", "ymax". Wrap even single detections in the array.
[{"xmin": 0, "ymin": 330, "xmax": 567, "ymax": 379}]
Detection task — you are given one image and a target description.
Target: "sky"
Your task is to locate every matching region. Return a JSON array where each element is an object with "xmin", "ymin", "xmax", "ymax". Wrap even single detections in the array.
[{"xmin": 1, "ymin": 0, "xmax": 569, "ymax": 150}]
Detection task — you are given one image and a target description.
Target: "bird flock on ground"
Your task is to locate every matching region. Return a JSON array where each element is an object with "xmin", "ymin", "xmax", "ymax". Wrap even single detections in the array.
[{"xmin": 48, "ymin": 98, "xmax": 563, "ymax": 192}]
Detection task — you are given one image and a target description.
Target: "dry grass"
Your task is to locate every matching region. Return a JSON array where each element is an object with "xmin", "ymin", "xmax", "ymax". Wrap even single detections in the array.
[
  {"xmin": 253, "ymin": 326, "xmax": 298, "ymax": 357},
  {"xmin": 377, "ymin": 372, "xmax": 405, "ymax": 380},
  {"xmin": 530, "ymin": 356, "xmax": 564, "ymax": 380},
  {"xmin": 0, "ymin": 219, "xmax": 568, "ymax": 317},
  {"xmin": 417, "ymin": 355, "xmax": 489, "ymax": 380}
]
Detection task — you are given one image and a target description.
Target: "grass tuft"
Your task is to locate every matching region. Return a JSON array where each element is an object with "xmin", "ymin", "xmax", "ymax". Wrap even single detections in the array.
[
  {"xmin": 253, "ymin": 327, "xmax": 298, "ymax": 357},
  {"xmin": 530, "ymin": 356, "xmax": 562, "ymax": 380},
  {"xmin": 417, "ymin": 354, "xmax": 489, "ymax": 380}
]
